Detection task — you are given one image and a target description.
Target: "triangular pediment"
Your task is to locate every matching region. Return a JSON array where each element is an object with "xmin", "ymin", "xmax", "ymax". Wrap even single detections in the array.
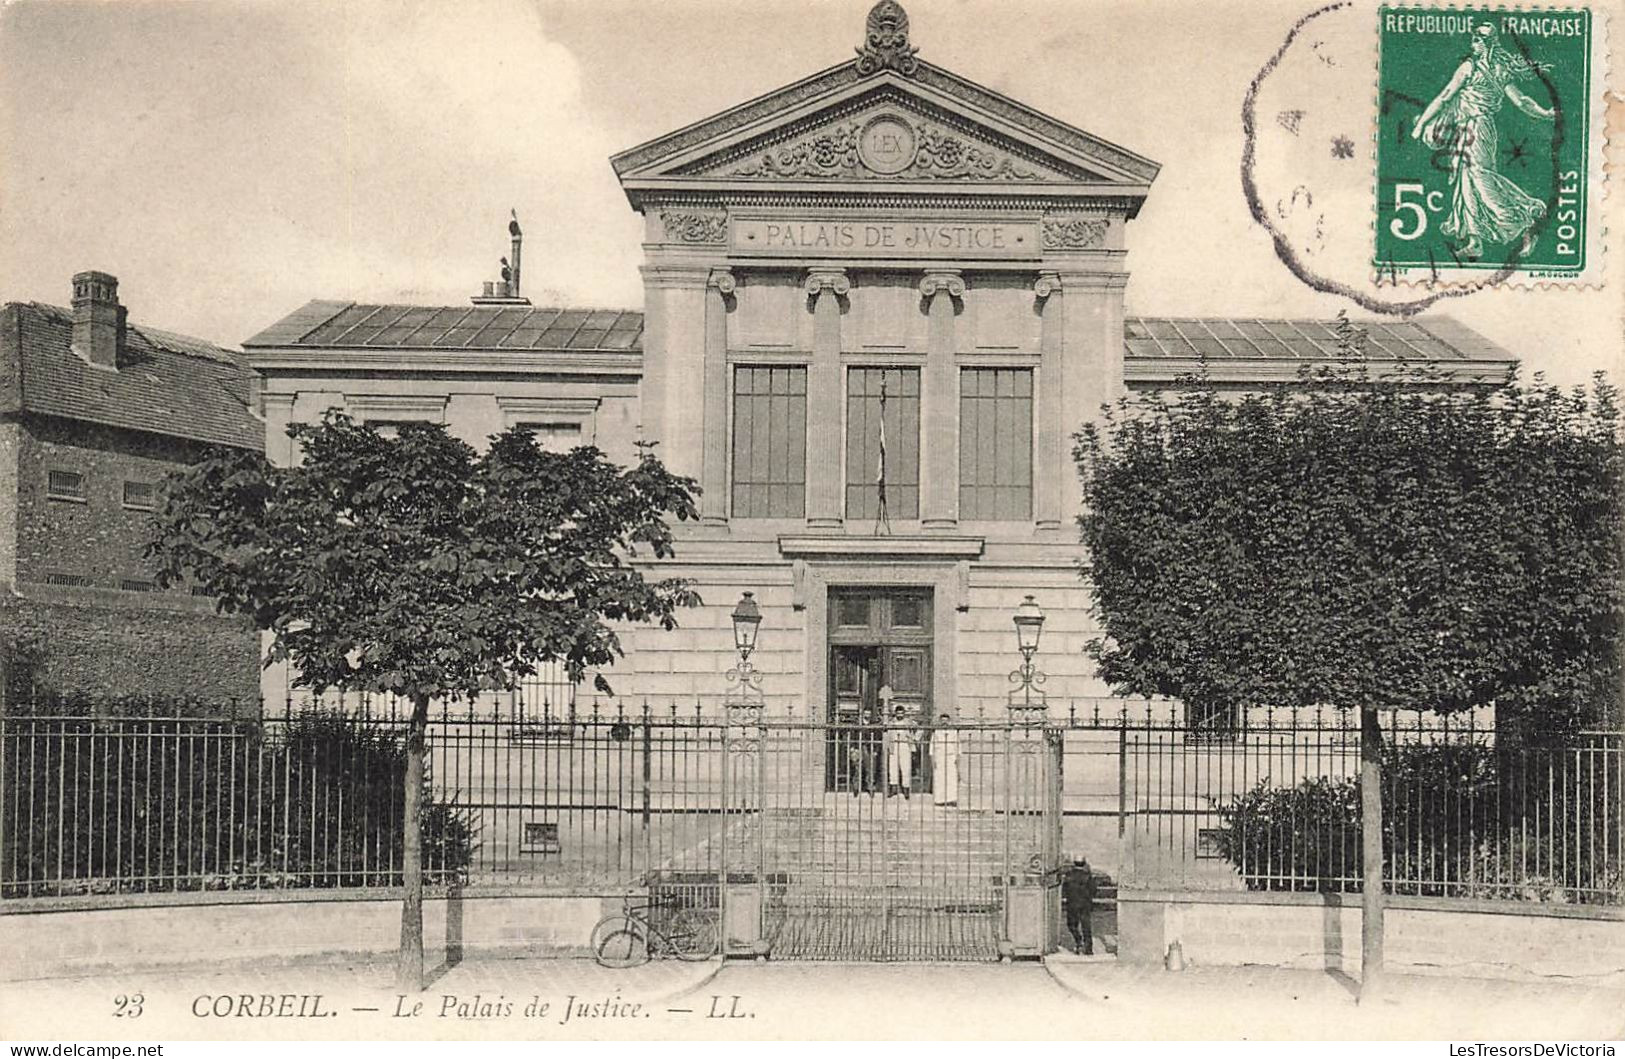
[
  {"xmin": 613, "ymin": 53, "xmax": 1160, "ymax": 208},
  {"xmin": 668, "ymin": 86, "xmax": 1105, "ymax": 184}
]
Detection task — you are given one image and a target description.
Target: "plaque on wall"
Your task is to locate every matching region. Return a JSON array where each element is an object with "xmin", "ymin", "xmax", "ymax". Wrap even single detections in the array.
[
  {"xmin": 857, "ymin": 115, "xmax": 918, "ymax": 175},
  {"xmin": 729, "ymin": 212, "xmax": 1042, "ymax": 260}
]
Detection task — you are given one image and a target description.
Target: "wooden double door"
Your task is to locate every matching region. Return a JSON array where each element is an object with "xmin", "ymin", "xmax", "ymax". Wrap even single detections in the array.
[{"xmin": 826, "ymin": 588, "xmax": 932, "ymax": 793}]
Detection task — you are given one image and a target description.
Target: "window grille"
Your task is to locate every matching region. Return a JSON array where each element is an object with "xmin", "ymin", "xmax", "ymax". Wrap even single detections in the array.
[
  {"xmin": 122, "ymin": 481, "xmax": 157, "ymax": 511},
  {"xmin": 512, "ymin": 659, "xmax": 578, "ymax": 741},
  {"xmin": 46, "ymin": 470, "xmax": 85, "ymax": 501}
]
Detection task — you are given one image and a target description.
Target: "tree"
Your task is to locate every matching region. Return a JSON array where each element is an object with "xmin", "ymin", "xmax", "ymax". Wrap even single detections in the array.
[
  {"xmin": 1075, "ymin": 361, "xmax": 1623, "ymax": 996},
  {"xmin": 148, "ymin": 412, "xmax": 701, "ymax": 988}
]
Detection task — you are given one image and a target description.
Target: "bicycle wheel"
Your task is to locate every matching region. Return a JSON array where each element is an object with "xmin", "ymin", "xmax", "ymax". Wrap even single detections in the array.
[
  {"xmin": 589, "ymin": 915, "xmax": 632, "ymax": 956},
  {"xmin": 596, "ymin": 927, "xmax": 651, "ymax": 968},
  {"xmin": 666, "ymin": 907, "xmax": 720, "ymax": 961}
]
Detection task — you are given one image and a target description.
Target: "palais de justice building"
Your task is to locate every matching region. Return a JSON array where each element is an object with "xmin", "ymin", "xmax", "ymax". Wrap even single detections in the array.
[{"xmin": 245, "ymin": 2, "xmax": 1513, "ymax": 722}]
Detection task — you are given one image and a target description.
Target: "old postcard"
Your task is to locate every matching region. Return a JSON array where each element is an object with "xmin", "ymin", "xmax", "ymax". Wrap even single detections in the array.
[{"xmin": 1, "ymin": 0, "xmax": 1621, "ymax": 1046}]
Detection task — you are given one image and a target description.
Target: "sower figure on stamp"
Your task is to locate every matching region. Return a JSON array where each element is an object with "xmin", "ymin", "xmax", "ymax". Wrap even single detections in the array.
[
  {"xmin": 1063, "ymin": 855, "xmax": 1096, "ymax": 955},
  {"xmin": 1411, "ymin": 23, "xmax": 1555, "ymax": 260}
]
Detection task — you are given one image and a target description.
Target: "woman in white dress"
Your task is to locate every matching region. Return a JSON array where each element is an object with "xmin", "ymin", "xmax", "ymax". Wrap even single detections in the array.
[
  {"xmin": 1411, "ymin": 24, "xmax": 1555, "ymax": 260},
  {"xmin": 929, "ymin": 711, "xmax": 960, "ymax": 806}
]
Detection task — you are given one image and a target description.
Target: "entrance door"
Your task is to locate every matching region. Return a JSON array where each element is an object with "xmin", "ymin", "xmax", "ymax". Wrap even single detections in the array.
[{"xmin": 826, "ymin": 589, "xmax": 932, "ymax": 793}]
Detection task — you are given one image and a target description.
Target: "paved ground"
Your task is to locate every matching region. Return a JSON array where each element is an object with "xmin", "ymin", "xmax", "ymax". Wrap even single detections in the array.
[{"xmin": 3, "ymin": 954, "xmax": 1621, "ymax": 1040}]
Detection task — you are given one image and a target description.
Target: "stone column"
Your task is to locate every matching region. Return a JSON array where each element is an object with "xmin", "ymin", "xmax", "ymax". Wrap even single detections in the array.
[
  {"xmin": 919, "ymin": 269, "xmax": 964, "ymax": 531},
  {"xmin": 804, "ymin": 267, "xmax": 849, "ymax": 530},
  {"xmin": 261, "ymin": 392, "xmax": 297, "ymax": 468},
  {"xmin": 639, "ymin": 264, "xmax": 711, "ymax": 482},
  {"xmin": 1033, "ymin": 272, "xmax": 1063, "ymax": 530},
  {"xmin": 702, "ymin": 268, "xmax": 735, "ymax": 524},
  {"xmin": 1057, "ymin": 270, "xmax": 1129, "ymax": 528}
]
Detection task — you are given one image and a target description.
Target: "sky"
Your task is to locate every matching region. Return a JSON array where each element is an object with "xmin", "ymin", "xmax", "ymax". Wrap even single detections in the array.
[{"xmin": 1, "ymin": 0, "xmax": 1618, "ymax": 385}]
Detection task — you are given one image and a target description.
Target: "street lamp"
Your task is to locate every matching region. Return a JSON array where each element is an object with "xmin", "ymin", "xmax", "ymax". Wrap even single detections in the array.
[
  {"xmin": 726, "ymin": 591, "xmax": 765, "ymax": 713},
  {"xmin": 1009, "ymin": 595, "xmax": 1047, "ymax": 715},
  {"xmin": 732, "ymin": 591, "xmax": 763, "ymax": 661}
]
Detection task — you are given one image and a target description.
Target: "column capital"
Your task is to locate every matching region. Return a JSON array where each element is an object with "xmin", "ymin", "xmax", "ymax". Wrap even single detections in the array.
[
  {"xmin": 640, "ymin": 263, "xmax": 716, "ymax": 290},
  {"xmin": 918, "ymin": 269, "xmax": 966, "ymax": 300},
  {"xmin": 1033, "ymin": 271, "xmax": 1063, "ymax": 301},
  {"xmin": 803, "ymin": 267, "xmax": 850, "ymax": 299},
  {"xmin": 1050, "ymin": 268, "xmax": 1131, "ymax": 292},
  {"xmin": 707, "ymin": 268, "xmax": 737, "ymax": 296}
]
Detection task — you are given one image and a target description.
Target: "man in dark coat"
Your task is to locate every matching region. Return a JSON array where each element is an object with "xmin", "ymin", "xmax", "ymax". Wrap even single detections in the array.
[{"xmin": 1062, "ymin": 855, "xmax": 1096, "ymax": 955}]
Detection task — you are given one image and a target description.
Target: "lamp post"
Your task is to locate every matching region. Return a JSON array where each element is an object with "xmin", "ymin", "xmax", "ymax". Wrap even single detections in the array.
[
  {"xmin": 726, "ymin": 591, "xmax": 765, "ymax": 714},
  {"xmin": 1008, "ymin": 595, "xmax": 1047, "ymax": 716}
]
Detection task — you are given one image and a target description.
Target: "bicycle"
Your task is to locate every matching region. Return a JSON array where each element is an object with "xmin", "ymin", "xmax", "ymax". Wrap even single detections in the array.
[{"xmin": 591, "ymin": 894, "xmax": 720, "ymax": 967}]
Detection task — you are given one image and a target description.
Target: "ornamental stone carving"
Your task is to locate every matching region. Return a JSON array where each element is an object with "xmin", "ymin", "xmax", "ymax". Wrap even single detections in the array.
[
  {"xmin": 1041, "ymin": 216, "xmax": 1110, "ymax": 250},
  {"xmin": 1033, "ymin": 271, "xmax": 1063, "ymax": 300},
  {"xmin": 660, "ymin": 209, "xmax": 728, "ymax": 244},
  {"xmin": 707, "ymin": 268, "xmax": 737, "ymax": 296},
  {"xmin": 919, "ymin": 269, "xmax": 965, "ymax": 300},
  {"xmin": 854, "ymin": 0, "xmax": 920, "ymax": 76},
  {"xmin": 804, "ymin": 267, "xmax": 851, "ymax": 300},
  {"xmin": 730, "ymin": 117, "xmax": 1044, "ymax": 182}
]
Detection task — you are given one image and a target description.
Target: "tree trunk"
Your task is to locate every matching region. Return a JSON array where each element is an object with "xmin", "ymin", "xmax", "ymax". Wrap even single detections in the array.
[
  {"xmin": 398, "ymin": 693, "xmax": 428, "ymax": 991},
  {"xmin": 1359, "ymin": 704, "xmax": 1385, "ymax": 1001}
]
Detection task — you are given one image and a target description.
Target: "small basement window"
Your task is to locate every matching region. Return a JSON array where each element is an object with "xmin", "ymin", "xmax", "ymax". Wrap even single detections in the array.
[
  {"xmin": 123, "ymin": 481, "xmax": 157, "ymax": 511},
  {"xmin": 47, "ymin": 470, "xmax": 85, "ymax": 502},
  {"xmin": 520, "ymin": 821, "xmax": 561, "ymax": 856}
]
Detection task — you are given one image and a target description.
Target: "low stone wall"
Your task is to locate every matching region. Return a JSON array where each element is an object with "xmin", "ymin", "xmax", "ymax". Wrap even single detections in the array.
[
  {"xmin": 1117, "ymin": 889, "xmax": 1625, "ymax": 982},
  {"xmin": 0, "ymin": 890, "xmax": 611, "ymax": 981}
]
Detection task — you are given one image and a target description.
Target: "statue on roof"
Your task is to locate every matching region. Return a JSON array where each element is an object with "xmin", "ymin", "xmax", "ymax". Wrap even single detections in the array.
[
  {"xmin": 500, "ymin": 257, "xmax": 512, "ymax": 284},
  {"xmin": 856, "ymin": 0, "xmax": 919, "ymax": 76},
  {"xmin": 509, "ymin": 209, "xmax": 522, "ymax": 238}
]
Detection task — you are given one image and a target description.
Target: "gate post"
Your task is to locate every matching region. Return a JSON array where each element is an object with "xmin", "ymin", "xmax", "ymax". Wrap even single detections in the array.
[{"xmin": 999, "ymin": 722, "xmax": 1013, "ymax": 958}]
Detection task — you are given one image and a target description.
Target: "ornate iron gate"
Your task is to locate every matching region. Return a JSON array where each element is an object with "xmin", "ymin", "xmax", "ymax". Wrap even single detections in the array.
[{"xmin": 716, "ymin": 719, "xmax": 1063, "ymax": 961}]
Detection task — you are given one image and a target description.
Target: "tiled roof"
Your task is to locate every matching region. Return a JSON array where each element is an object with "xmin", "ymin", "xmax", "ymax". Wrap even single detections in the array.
[
  {"xmin": 245, "ymin": 301, "xmax": 645, "ymax": 352},
  {"xmin": 246, "ymin": 302, "xmax": 1512, "ymax": 367},
  {"xmin": 6, "ymin": 302, "xmax": 262, "ymax": 450},
  {"xmin": 1125, "ymin": 316, "xmax": 1511, "ymax": 362}
]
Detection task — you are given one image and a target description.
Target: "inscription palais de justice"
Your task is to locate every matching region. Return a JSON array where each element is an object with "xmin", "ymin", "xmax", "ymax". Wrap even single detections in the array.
[{"xmin": 739, "ymin": 220, "xmax": 1032, "ymax": 253}]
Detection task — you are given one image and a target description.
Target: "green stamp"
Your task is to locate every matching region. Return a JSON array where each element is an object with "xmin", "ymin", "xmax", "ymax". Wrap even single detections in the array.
[{"xmin": 1376, "ymin": 8, "xmax": 1593, "ymax": 280}]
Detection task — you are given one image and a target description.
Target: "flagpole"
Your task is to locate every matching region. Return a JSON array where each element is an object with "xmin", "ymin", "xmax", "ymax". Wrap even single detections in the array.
[{"xmin": 875, "ymin": 374, "xmax": 890, "ymax": 536}]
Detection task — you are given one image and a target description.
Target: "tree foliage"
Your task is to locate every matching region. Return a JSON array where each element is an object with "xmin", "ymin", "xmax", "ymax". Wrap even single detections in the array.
[
  {"xmin": 1075, "ymin": 364, "xmax": 1623, "ymax": 739},
  {"xmin": 148, "ymin": 413, "xmax": 702, "ymax": 703}
]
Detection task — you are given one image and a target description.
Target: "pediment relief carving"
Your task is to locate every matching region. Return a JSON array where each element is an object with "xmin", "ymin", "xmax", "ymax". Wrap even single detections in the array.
[{"xmin": 679, "ymin": 101, "xmax": 1094, "ymax": 184}]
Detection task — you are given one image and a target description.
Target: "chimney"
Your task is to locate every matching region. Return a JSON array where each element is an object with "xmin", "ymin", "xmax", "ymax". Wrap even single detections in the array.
[
  {"xmin": 71, "ymin": 271, "xmax": 125, "ymax": 369},
  {"xmin": 469, "ymin": 212, "xmax": 531, "ymax": 306},
  {"xmin": 509, "ymin": 211, "xmax": 523, "ymax": 299}
]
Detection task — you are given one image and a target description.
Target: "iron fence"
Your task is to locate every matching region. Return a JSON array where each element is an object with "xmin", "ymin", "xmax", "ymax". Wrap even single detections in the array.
[
  {"xmin": 1114, "ymin": 708, "xmax": 1624, "ymax": 904},
  {"xmin": 2, "ymin": 701, "xmax": 1619, "ymax": 912}
]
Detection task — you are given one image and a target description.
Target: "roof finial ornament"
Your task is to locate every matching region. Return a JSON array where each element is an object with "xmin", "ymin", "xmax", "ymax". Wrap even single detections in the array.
[{"xmin": 855, "ymin": 0, "xmax": 919, "ymax": 76}]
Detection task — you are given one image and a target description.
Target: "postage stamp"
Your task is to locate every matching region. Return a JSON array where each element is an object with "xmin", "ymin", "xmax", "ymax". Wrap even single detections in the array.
[{"xmin": 1375, "ymin": 7, "xmax": 1604, "ymax": 285}]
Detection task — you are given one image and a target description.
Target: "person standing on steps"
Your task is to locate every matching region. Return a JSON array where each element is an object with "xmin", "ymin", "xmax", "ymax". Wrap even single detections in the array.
[
  {"xmin": 929, "ymin": 711, "xmax": 959, "ymax": 806},
  {"xmin": 1062, "ymin": 855, "xmax": 1096, "ymax": 955},
  {"xmin": 882, "ymin": 693, "xmax": 917, "ymax": 798}
]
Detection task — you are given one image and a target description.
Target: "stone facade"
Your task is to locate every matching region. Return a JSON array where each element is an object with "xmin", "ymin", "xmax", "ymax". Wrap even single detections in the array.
[{"xmin": 245, "ymin": 3, "xmax": 1516, "ymax": 724}]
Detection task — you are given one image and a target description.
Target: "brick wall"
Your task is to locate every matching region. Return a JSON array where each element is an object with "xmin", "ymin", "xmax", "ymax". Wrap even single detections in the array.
[
  {"xmin": 5, "ymin": 415, "xmax": 260, "ymax": 710},
  {"xmin": 14, "ymin": 415, "xmax": 217, "ymax": 590},
  {"xmin": 0, "ymin": 592, "xmax": 260, "ymax": 710}
]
